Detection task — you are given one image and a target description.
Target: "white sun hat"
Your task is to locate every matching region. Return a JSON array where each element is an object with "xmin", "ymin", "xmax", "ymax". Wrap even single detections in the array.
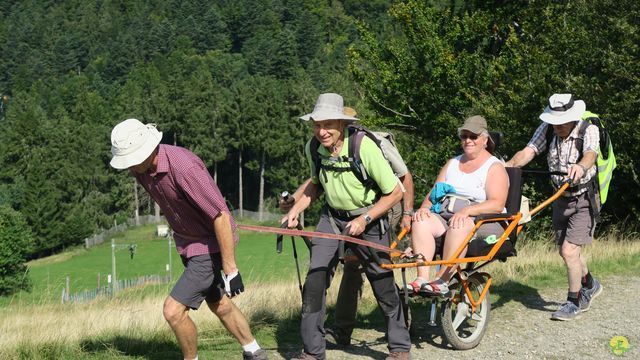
[
  {"xmin": 110, "ymin": 118, "xmax": 162, "ymax": 169},
  {"xmin": 539, "ymin": 93, "xmax": 586, "ymax": 125},
  {"xmin": 300, "ymin": 93, "xmax": 358, "ymax": 122}
]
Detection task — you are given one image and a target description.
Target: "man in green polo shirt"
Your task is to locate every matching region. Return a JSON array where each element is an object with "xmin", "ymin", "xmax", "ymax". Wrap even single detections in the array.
[{"xmin": 284, "ymin": 93, "xmax": 411, "ymax": 360}]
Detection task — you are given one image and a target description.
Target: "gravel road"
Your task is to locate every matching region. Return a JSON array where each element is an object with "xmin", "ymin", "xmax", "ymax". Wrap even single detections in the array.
[{"xmin": 274, "ymin": 275, "xmax": 638, "ymax": 359}]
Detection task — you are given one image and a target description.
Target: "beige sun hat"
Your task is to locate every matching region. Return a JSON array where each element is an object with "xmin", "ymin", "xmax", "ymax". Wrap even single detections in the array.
[
  {"xmin": 459, "ymin": 115, "xmax": 489, "ymax": 135},
  {"xmin": 343, "ymin": 106, "xmax": 357, "ymax": 117},
  {"xmin": 458, "ymin": 115, "xmax": 495, "ymax": 153},
  {"xmin": 110, "ymin": 118, "xmax": 162, "ymax": 169},
  {"xmin": 539, "ymin": 93, "xmax": 586, "ymax": 125},
  {"xmin": 300, "ymin": 93, "xmax": 358, "ymax": 122}
]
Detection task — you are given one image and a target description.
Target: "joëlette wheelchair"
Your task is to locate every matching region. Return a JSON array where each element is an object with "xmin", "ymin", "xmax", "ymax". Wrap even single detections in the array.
[{"xmin": 383, "ymin": 166, "xmax": 570, "ymax": 350}]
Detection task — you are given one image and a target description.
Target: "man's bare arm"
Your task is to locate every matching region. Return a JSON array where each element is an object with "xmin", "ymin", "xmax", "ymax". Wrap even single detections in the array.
[
  {"xmin": 214, "ymin": 211, "xmax": 237, "ymax": 275},
  {"xmin": 505, "ymin": 146, "xmax": 536, "ymax": 168}
]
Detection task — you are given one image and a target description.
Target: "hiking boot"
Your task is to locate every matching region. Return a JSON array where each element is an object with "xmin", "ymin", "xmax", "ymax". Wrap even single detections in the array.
[
  {"xmin": 290, "ymin": 352, "xmax": 320, "ymax": 360},
  {"xmin": 579, "ymin": 278, "xmax": 603, "ymax": 312},
  {"xmin": 386, "ymin": 351, "xmax": 411, "ymax": 360},
  {"xmin": 419, "ymin": 279, "xmax": 450, "ymax": 297},
  {"xmin": 325, "ymin": 327, "xmax": 351, "ymax": 346},
  {"xmin": 243, "ymin": 349, "xmax": 268, "ymax": 360},
  {"xmin": 551, "ymin": 301, "xmax": 581, "ymax": 321}
]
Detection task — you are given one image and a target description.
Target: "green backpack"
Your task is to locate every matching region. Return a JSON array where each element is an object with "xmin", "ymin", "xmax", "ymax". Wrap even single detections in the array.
[{"xmin": 545, "ymin": 111, "xmax": 616, "ymax": 204}]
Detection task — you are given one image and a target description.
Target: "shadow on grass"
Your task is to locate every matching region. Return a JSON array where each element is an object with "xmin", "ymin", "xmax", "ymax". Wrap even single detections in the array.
[
  {"xmin": 491, "ymin": 280, "xmax": 557, "ymax": 311},
  {"xmin": 80, "ymin": 335, "xmax": 181, "ymax": 359}
]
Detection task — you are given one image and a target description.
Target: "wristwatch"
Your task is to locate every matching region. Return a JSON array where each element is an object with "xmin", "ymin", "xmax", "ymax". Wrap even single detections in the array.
[{"xmin": 363, "ymin": 213, "xmax": 373, "ymax": 224}]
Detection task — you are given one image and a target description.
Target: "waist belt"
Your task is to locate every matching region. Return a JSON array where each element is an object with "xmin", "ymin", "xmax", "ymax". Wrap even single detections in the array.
[
  {"xmin": 328, "ymin": 205, "xmax": 372, "ymax": 219},
  {"xmin": 325, "ymin": 204, "xmax": 386, "ymax": 265}
]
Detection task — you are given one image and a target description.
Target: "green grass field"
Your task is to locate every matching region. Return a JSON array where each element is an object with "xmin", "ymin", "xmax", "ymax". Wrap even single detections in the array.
[
  {"xmin": 1, "ymin": 224, "xmax": 308, "ymax": 307},
  {"xmin": 2, "ymin": 223, "xmax": 640, "ymax": 359}
]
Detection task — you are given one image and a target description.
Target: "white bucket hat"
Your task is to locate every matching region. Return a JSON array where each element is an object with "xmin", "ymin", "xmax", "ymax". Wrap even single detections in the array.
[
  {"xmin": 300, "ymin": 93, "xmax": 358, "ymax": 122},
  {"xmin": 110, "ymin": 118, "xmax": 162, "ymax": 169},
  {"xmin": 539, "ymin": 93, "xmax": 586, "ymax": 125}
]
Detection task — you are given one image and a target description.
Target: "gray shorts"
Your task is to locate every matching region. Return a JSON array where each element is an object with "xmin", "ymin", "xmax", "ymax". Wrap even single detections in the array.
[
  {"xmin": 553, "ymin": 192, "xmax": 597, "ymax": 246},
  {"xmin": 170, "ymin": 253, "xmax": 225, "ymax": 310},
  {"xmin": 434, "ymin": 198, "xmax": 505, "ymax": 240}
]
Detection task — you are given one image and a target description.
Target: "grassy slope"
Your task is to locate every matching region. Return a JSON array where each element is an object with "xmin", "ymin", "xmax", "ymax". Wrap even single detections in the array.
[
  {"xmin": 1, "ymin": 225, "xmax": 308, "ymax": 306},
  {"xmin": 1, "ymin": 224, "xmax": 639, "ymax": 359}
]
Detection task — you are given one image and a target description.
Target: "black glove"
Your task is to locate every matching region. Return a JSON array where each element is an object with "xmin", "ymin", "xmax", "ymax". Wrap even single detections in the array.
[{"xmin": 222, "ymin": 271, "xmax": 244, "ymax": 298}]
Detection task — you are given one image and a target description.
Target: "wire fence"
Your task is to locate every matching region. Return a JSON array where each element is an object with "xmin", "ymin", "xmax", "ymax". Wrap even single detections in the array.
[
  {"xmin": 84, "ymin": 215, "xmax": 165, "ymax": 249},
  {"xmin": 231, "ymin": 209, "xmax": 282, "ymax": 222},
  {"xmin": 61, "ymin": 274, "xmax": 171, "ymax": 304},
  {"xmin": 84, "ymin": 210, "xmax": 282, "ymax": 249}
]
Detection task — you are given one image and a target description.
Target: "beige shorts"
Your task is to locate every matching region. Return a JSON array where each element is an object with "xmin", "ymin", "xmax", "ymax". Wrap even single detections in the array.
[{"xmin": 552, "ymin": 192, "xmax": 598, "ymax": 246}]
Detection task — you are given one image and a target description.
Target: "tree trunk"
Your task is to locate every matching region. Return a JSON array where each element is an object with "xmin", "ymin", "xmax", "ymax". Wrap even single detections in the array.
[
  {"xmin": 258, "ymin": 151, "xmax": 265, "ymax": 221},
  {"xmin": 213, "ymin": 162, "xmax": 218, "ymax": 184},
  {"xmin": 133, "ymin": 179, "xmax": 140, "ymax": 225},
  {"xmin": 239, "ymin": 150, "xmax": 243, "ymax": 219}
]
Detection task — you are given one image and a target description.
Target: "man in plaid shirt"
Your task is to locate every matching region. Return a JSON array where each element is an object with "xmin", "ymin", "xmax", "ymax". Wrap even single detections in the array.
[
  {"xmin": 110, "ymin": 118, "xmax": 267, "ymax": 360},
  {"xmin": 507, "ymin": 94, "xmax": 603, "ymax": 321}
]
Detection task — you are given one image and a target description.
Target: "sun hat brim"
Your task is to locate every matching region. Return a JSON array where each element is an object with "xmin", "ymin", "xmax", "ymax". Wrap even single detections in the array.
[
  {"xmin": 539, "ymin": 100, "xmax": 585, "ymax": 125},
  {"xmin": 110, "ymin": 130, "xmax": 162, "ymax": 169},
  {"xmin": 300, "ymin": 110, "xmax": 358, "ymax": 122}
]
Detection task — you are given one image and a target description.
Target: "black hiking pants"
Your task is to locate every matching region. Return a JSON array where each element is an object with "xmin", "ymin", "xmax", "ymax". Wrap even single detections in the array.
[{"xmin": 300, "ymin": 210, "xmax": 411, "ymax": 359}]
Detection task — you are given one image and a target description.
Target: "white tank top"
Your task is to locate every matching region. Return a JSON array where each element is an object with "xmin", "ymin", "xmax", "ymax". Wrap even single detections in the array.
[{"xmin": 444, "ymin": 155, "xmax": 502, "ymax": 202}]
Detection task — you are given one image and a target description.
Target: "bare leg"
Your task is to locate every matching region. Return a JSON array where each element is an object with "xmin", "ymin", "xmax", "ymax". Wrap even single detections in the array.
[
  {"xmin": 560, "ymin": 241, "xmax": 583, "ymax": 293},
  {"xmin": 410, "ymin": 216, "xmax": 446, "ymax": 280},
  {"xmin": 579, "ymin": 253, "xmax": 589, "ymax": 278},
  {"xmin": 206, "ymin": 295, "xmax": 255, "ymax": 346},
  {"xmin": 437, "ymin": 220, "xmax": 474, "ymax": 281},
  {"xmin": 163, "ymin": 296, "xmax": 198, "ymax": 359}
]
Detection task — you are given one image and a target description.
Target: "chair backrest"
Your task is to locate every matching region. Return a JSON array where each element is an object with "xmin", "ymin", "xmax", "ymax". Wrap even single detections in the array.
[
  {"xmin": 489, "ymin": 131, "xmax": 503, "ymax": 148},
  {"xmin": 505, "ymin": 167, "xmax": 523, "ymax": 214}
]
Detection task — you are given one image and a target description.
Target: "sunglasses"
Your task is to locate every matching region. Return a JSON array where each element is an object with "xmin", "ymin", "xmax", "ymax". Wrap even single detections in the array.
[{"xmin": 459, "ymin": 133, "xmax": 479, "ymax": 141}]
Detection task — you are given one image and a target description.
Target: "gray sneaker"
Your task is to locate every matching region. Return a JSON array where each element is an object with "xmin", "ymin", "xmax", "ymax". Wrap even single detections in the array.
[
  {"xmin": 243, "ymin": 349, "xmax": 268, "ymax": 360},
  {"xmin": 551, "ymin": 301, "xmax": 581, "ymax": 321},
  {"xmin": 579, "ymin": 278, "xmax": 603, "ymax": 312}
]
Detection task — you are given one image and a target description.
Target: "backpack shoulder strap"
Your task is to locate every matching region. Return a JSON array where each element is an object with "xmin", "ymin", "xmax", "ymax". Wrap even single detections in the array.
[
  {"xmin": 309, "ymin": 136, "xmax": 322, "ymax": 183},
  {"xmin": 347, "ymin": 124, "xmax": 383, "ymax": 190},
  {"xmin": 575, "ymin": 119, "xmax": 591, "ymax": 155},
  {"xmin": 544, "ymin": 122, "xmax": 555, "ymax": 152},
  {"xmin": 347, "ymin": 125, "xmax": 368, "ymax": 184}
]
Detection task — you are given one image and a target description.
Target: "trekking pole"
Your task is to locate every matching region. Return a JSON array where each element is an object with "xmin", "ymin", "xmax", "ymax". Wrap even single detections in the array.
[
  {"xmin": 291, "ymin": 233, "xmax": 303, "ymax": 297},
  {"xmin": 278, "ymin": 220, "xmax": 309, "ymax": 297},
  {"xmin": 428, "ymin": 264, "xmax": 439, "ymax": 327},
  {"xmin": 276, "ymin": 222, "xmax": 287, "ymax": 253}
]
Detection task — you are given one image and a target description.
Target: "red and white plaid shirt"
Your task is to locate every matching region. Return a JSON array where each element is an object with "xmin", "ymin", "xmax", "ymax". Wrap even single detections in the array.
[{"xmin": 134, "ymin": 144, "xmax": 238, "ymax": 258}]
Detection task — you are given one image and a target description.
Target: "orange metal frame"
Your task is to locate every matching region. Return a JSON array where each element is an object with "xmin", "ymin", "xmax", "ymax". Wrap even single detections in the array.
[{"xmin": 382, "ymin": 182, "xmax": 570, "ymax": 310}]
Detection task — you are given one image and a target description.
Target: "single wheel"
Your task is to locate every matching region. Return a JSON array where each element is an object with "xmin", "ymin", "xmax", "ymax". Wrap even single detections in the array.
[{"xmin": 440, "ymin": 273, "xmax": 490, "ymax": 350}]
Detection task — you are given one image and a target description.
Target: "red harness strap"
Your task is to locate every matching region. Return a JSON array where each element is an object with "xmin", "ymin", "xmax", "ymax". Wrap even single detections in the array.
[{"xmin": 237, "ymin": 224, "xmax": 398, "ymax": 253}]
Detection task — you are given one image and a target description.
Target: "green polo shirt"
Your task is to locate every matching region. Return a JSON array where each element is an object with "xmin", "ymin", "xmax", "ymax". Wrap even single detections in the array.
[{"xmin": 305, "ymin": 131, "xmax": 398, "ymax": 211}]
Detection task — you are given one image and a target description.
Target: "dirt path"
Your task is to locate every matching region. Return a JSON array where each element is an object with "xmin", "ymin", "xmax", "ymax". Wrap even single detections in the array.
[{"xmin": 275, "ymin": 275, "xmax": 638, "ymax": 359}]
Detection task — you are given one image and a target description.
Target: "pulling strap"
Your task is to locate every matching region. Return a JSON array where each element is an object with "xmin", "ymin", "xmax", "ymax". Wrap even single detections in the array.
[{"xmin": 238, "ymin": 224, "xmax": 399, "ymax": 253}]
